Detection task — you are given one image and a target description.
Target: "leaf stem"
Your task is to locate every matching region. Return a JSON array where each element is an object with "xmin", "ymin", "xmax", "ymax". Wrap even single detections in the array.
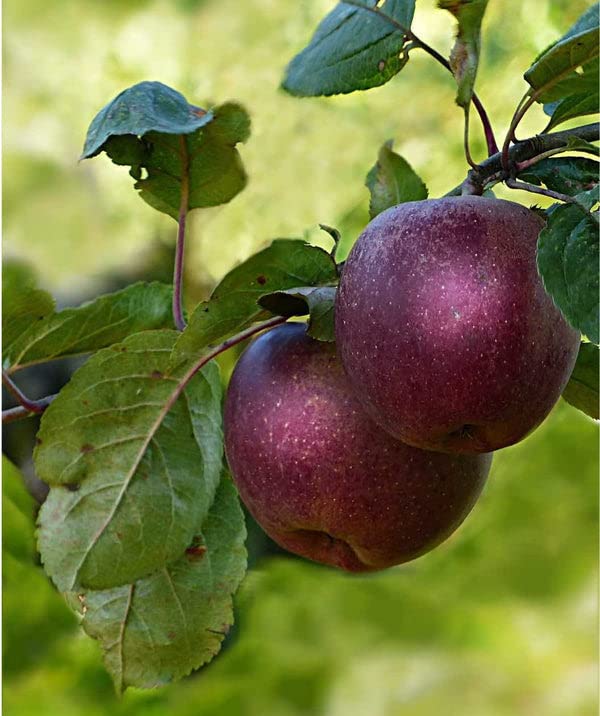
[
  {"xmin": 2, "ymin": 316, "xmax": 286, "ymax": 426},
  {"xmin": 173, "ymin": 137, "xmax": 190, "ymax": 332},
  {"xmin": 514, "ymin": 145, "xmax": 590, "ymax": 172},
  {"xmin": 501, "ymin": 92, "xmax": 535, "ymax": 172},
  {"xmin": 342, "ymin": 0, "xmax": 498, "ymax": 156},
  {"xmin": 463, "ymin": 108, "xmax": 478, "ymax": 169},
  {"xmin": 163, "ymin": 316, "xmax": 288, "ymax": 425},
  {"xmin": 504, "ymin": 177, "xmax": 583, "ymax": 205}
]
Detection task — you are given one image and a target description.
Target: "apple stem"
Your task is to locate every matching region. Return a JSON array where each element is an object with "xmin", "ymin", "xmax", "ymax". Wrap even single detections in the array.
[{"xmin": 173, "ymin": 136, "xmax": 190, "ymax": 332}]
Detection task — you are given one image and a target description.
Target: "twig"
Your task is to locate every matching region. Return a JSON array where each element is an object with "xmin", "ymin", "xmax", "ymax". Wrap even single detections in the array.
[
  {"xmin": 2, "ymin": 395, "xmax": 57, "ymax": 423},
  {"xmin": 2, "ymin": 370, "xmax": 54, "ymax": 415},
  {"xmin": 504, "ymin": 178, "xmax": 582, "ymax": 205},
  {"xmin": 445, "ymin": 122, "xmax": 600, "ymax": 197}
]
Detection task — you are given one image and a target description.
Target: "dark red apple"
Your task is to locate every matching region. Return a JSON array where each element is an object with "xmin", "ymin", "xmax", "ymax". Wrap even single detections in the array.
[
  {"xmin": 224, "ymin": 323, "xmax": 492, "ymax": 572},
  {"xmin": 335, "ymin": 196, "xmax": 580, "ymax": 453}
]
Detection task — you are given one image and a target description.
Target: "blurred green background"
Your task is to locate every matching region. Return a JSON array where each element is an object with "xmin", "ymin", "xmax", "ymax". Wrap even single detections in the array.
[{"xmin": 3, "ymin": 0, "xmax": 598, "ymax": 714}]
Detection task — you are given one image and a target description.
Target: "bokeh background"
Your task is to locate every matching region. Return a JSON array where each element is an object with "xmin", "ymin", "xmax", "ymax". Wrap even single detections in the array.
[{"xmin": 3, "ymin": 0, "xmax": 598, "ymax": 714}]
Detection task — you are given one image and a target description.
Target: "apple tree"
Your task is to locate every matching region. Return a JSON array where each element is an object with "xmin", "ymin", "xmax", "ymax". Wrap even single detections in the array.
[{"xmin": 3, "ymin": 0, "xmax": 598, "ymax": 693}]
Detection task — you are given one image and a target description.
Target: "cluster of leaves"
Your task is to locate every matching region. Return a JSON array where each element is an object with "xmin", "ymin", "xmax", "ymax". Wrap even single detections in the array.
[{"xmin": 3, "ymin": 0, "xmax": 599, "ymax": 696}]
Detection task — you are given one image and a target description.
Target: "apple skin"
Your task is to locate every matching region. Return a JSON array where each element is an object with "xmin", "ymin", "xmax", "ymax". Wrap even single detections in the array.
[
  {"xmin": 335, "ymin": 196, "xmax": 580, "ymax": 454},
  {"xmin": 224, "ymin": 323, "xmax": 492, "ymax": 573}
]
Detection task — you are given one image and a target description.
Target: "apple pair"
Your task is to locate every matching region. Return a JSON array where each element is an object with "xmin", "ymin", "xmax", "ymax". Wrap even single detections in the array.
[{"xmin": 224, "ymin": 197, "xmax": 580, "ymax": 572}]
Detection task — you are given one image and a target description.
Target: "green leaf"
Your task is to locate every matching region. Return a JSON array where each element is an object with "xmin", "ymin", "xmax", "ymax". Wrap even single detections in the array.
[
  {"xmin": 258, "ymin": 286, "xmax": 338, "ymax": 341},
  {"xmin": 282, "ymin": 1, "xmax": 416, "ymax": 97},
  {"xmin": 524, "ymin": 15, "xmax": 599, "ymax": 104},
  {"xmin": 4, "ymin": 282, "xmax": 173, "ymax": 373},
  {"xmin": 543, "ymin": 91, "xmax": 599, "ymax": 131},
  {"xmin": 438, "ymin": 0, "xmax": 489, "ymax": 108},
  {"xmin": 562, "ymin": 343, "xmax": 599, "ymax": 419},
  {"xmin": 68, "ymin": 477, "xmax": 246, "ymax": 693},
  {"xmin": 2, "ymin": 456, "xmax": 36, "ymax": 564},
  {"xmin": 574, "ymin": 186, "xmax": 600, "ymax": 211},
  {"xmin": 82, "ymin": 81, "xmax": 215, "ymax": 159},
  {"xmin": 2, "ymin": 261, "xmax": 55, "ymax": 354},
  {"xmin": 518, "ymin": 156, "xmax": 599, "ymax": 200},
  {"xmin": 83, "ymin": 82, "xmax": 250, "ymax": 219},
  {"xmin": 171, "ymin": 240, "xmax": 338, "ymax": 366},
  {"xmin": 365, "ymin": 140, "xmax": 428, "ymax": 219},
  {"xmin": 537, "ymin": 204, "xmax": 599, "ymax": 344},
  {"xmin": 564, "ymin": 135, "xmax": 600, "ymax": 156},
  {"xmin": 36, "ymin": 330, "xmax": 224, "ymax": 591}
]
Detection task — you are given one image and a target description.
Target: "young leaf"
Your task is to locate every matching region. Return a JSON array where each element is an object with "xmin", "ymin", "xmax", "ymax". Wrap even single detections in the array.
[
  {"xmin": 282, "ymin": 1, "xmax": 416, "ymax": 97},
  {"xmin": 258, "ymin": 286, "xmax": 337, "ymax": 341},
  {"xmin": 82, "ymin": 82, "xmax": 250, "ymax": 219},
  {"xmin": 2, "ymin": 261, "xmax": 55, "ymax": 353},
  {"xmin": 562, "ymin": 343, "xmax": 599, "ymax": 419},
  {"xmin": 36, "ymin": 330, "xmax": 223, "ymax": 592},
  {"xmin": 537, "ymin": 204, "xmax": 599, "ymax": 344},
  {"xmin": 438, "ymin": 0, "xmax": 489, "ymax": 108},
  {"xmin": 67, "ymin": 477, "xmax": 246, "ymax": 692},
  {"xmin": 171, "ymin": 240, "xmax": 338, "ymax": 366},
  {"xmin": 4, "ymin": 282, "xmax": 173, "ymax": 373},
  {"xmin": 365, "ymin": 140, "xmax": 428, "ymax": 219},
  {"xmin": 517, "ymin": 156, "xmax": 599, "ymax": 201},
  {"xmin": 2, "ymin": 456, "xmax": 36, "ymax": 564}
]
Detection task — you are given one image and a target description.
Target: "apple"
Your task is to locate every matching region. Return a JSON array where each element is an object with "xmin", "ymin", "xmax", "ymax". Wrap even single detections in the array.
[
  {"xmin": 224, "ymin": 322, "xmax": 492, "ymax": 572},
  {"xmin": 335, "ymin": 196, "xmax": 580, "ymax": 453}
]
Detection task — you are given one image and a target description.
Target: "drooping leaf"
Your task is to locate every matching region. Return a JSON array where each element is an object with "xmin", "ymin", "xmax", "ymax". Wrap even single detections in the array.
[
  {"xmin": 4, "ymin": 282, "xmax": 173, "ymax": 373},
  {"xmin": 438, "ymin": 0, "xmax": 489, "ymax": 108},
  {"xmin": 36, "ymin": 330, "xmax": 223, "ymax": 592},
  {"xmin": 171, "ymin": 240, "xmax": 338, "ymax": 367},
  {"xmin": 2, "ymin": 456, "xmax": 36, "ymax": 564},
  {"xmin": 537, "ymin": 204, "xmax": 599, "ymax": 344},
  {"xmin": 365, "ymin": 140, "xmax": 428, "ymax": 219},
  {"xmin": 258, "ymin": 286, "xmax": 337, "ymax": 341},
  {"xmin": 282, "ymin": 1, "xmax": 416, "ymax": 97},
  {"xmin": 524, "ymin": 3, "xmax": 599, "ymax": 105},
  {"xmin": 517, "ymin": 156, "xmax": 599, "ymax": 204},
  {"xmin": 82, "ymin": 81, "xmax": 215, "ymax": 159},
  {"xmin": 67, "ymin": 477, "xmax": 246, "ymax": 693},
  {"xmin": 2, "ymin": 261, "xmax": 55, "ymax": 354},
  {"xmin": 82, "ymin": 82, "xmax": 250, "ymax": 219},
  {"xmin": 562, "ymin": 343, "xmax": 599, "ymax": 419}
]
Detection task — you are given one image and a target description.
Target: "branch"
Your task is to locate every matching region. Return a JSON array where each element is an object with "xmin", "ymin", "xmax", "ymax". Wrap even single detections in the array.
[{"xmin": 446, "ymin": 123, "xmax": 600, "ymax": 197}]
